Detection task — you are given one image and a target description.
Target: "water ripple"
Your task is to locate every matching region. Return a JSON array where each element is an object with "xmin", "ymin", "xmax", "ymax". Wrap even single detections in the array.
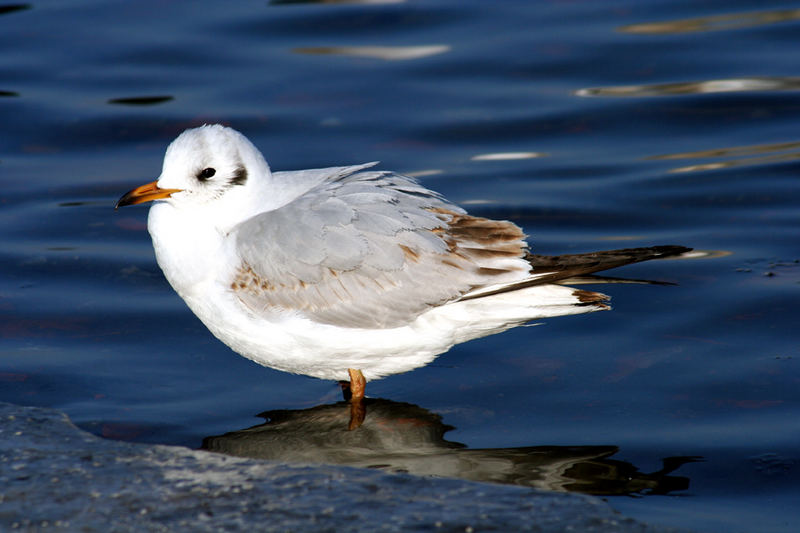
[
  {"xmin": 648, "ymin": 140, "xmax": 800, "ymax": 173},
  {"xmin": 107, "ymin": 96, "xmax": 174, "ymax": 106},
  {"xmin": 619, "ymin": 8, "xmax": 800, "ymax": 34},
  {"xmin": 576, "ymin": 77, "xmax": 800, "ymax": 97},
  {"xmin": 271, "ymin": 0, "xmax": 404, "ymax": 4},
  {"xmin": 471, "ymin": 152, "xmax": 546, "ymax": 161},
  {"xmin": 293, "ymin": 45, "xmax": 450, "ymax": 60},
  {"xmin": 0, "ymin": 4, "xmax": 30, "ymax": 16}
]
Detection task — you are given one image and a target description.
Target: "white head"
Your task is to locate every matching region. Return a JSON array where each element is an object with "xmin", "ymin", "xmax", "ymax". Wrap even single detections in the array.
[{"xmin": 116, "ymin": 124, "xmax": 272, "ymax": 232}]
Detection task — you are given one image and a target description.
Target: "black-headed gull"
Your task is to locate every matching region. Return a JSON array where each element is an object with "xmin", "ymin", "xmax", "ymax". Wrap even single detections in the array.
[{"xmin": 116, "ymin": 125, "xmax": 689, "ymax": 413}]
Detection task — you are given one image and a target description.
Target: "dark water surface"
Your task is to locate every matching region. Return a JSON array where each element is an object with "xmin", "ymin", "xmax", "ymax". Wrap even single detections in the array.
[{"xmin": 2, "ymin": 1, "xmax": 799, "ymax": 531}]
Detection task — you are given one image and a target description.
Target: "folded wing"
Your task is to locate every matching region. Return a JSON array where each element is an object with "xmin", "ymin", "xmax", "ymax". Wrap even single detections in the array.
[{"xmin": 230, "ymin": 165, "xmax": 532, "ymax": 328}]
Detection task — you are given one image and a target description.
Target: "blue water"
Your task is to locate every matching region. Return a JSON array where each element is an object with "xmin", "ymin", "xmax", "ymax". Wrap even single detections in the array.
[{"xmin": 2, "ymin": 1, "xmax": 799, "ymax": 531}]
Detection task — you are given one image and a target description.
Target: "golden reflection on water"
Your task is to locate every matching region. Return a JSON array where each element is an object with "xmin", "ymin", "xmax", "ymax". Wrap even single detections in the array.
[
  {"xmin": 649, "ymin": 140, "xmax": 800, "ymax": 173},
  {"xmin": 619, "ymin": 8, "xmax": 800, "ymax": 34},
  {"xmin": 575, "ymin": 77, "xmax": 800, "ymax": 97},
  {"xmin": 293, "ymin": 45, "xmax": 449, "ymax": 60}
]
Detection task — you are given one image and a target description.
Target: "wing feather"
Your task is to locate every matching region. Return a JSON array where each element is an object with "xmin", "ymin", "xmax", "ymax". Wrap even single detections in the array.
[{"xmin": 230, "ymin": 164, "xmax": 531, "ymax": 328}]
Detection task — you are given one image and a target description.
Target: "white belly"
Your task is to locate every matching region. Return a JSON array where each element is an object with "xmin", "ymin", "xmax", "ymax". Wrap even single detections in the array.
[
  {"xmin": 183, "ymin": 278, "xmax": 602, "ymax": 382},
  {"xmin": 147, "ymin": 202, "xmax": 605, "ymax": 382}
]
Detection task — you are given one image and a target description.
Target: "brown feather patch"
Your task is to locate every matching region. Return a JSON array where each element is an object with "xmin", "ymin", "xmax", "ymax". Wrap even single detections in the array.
[
  {"xmin": 573, "ymin": 289, "xmax": 611, "ymax": 308},
  {"xmin": 430, "ymin": 208, "xmax": 526, "ymax": 243},
  {"xmin": 427, "ymin": 208, "xmax": 529, "ymax": 279},
  {"xmin": 231, "ymin": 264, "xmax": 271, "ymax": 292},
  {"xmin": 477, "ymin": 267, "xmax": 514, "ymax": 276},
  {"xmin": 399, "ymin": 244, "xmax": 420, "ymax": 263}
]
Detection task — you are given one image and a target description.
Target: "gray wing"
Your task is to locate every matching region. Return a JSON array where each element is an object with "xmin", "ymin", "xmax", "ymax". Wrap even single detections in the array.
[{"xmin": 230, "ymin": 165, "xmax": 532, "ymax": 328}]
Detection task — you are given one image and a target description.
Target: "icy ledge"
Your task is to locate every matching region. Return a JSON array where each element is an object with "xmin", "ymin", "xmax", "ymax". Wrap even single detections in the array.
[{"xmin": 0, "ymin": 403, "xmax": 683, "ymax": 532}]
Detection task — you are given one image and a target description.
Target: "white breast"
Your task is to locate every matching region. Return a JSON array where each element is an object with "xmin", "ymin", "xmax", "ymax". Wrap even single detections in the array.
[{"xmin": 147, "ymin": 202, "xmax": 230, "ymax": 303}]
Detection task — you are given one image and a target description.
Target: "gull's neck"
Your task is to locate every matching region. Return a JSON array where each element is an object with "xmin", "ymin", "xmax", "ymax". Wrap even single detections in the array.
[{"xmin": 147, "ymin": 201, "xmax": 230, "ymax": 301}]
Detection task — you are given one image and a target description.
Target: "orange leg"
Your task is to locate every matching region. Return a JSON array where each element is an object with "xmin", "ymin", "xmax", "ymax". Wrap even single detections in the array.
[
  {"xmin": 347, "ymin": 368, "xmax": 366, "ymax": 430},
  {"xmin": 348, "ymin": 368, "xmax": 366, "ymax": 400}
]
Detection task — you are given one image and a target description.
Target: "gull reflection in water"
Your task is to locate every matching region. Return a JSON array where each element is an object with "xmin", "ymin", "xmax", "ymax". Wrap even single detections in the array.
[{"xmin": 202, "ymin": 398, "xmax": 700, "ymax": 496}]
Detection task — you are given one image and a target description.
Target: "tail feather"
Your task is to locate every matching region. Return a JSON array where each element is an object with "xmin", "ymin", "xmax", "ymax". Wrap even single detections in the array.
[
  {"xmin": 526, "ymin": 245, "xmax": 691, "ymax": 275},
  {"xmin": 458, "ymin": 245, "xmax": 691, "ymax": 302}
]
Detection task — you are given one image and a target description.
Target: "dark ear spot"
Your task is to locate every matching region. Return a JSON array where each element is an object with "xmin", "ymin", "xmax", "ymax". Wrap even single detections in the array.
[{"xmin": 231, "ymin": 167, "xmax": 248, "ymax": 186}]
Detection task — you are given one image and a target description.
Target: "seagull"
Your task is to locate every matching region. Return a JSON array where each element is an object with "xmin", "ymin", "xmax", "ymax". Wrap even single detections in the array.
[{"xmin": 116, "ymin": 125, "xmax": 689, "ymax": 423}]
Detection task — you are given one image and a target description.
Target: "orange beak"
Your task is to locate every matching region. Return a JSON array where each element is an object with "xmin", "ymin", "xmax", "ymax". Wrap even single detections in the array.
[{"xmin": 115, "ymin": 181, "xmax": 182, "ymax": 209}]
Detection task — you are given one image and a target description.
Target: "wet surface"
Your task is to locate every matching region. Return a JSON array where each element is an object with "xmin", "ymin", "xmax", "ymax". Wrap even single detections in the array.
[
  {"xmin": 1, "ymin": 1, "xmax": 799, "ymax": 532},
  {"xmin": 202, "ymin": 397, "xmax": 701, "ymax": 497},
  {"xmin": 6, "ymin": 402, "xmax": 669, "ymax": 533}
]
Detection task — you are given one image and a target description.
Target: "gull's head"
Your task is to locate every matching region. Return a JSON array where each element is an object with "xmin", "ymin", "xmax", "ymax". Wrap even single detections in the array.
[{"xmin": 116, "ymin": 124, "xmax": 270, "ymax": 229}]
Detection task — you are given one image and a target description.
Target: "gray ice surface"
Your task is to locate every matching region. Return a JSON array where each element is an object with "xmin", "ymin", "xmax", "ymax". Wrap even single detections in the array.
[{"xmin": 0, "ymin": 402, "xmax": 682, "ymax": 532}]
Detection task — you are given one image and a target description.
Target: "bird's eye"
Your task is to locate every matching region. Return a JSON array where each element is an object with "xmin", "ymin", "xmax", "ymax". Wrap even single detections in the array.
[{"xmin": 197, "ymin": 167, "xmax": 216, "ymax": 181}]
